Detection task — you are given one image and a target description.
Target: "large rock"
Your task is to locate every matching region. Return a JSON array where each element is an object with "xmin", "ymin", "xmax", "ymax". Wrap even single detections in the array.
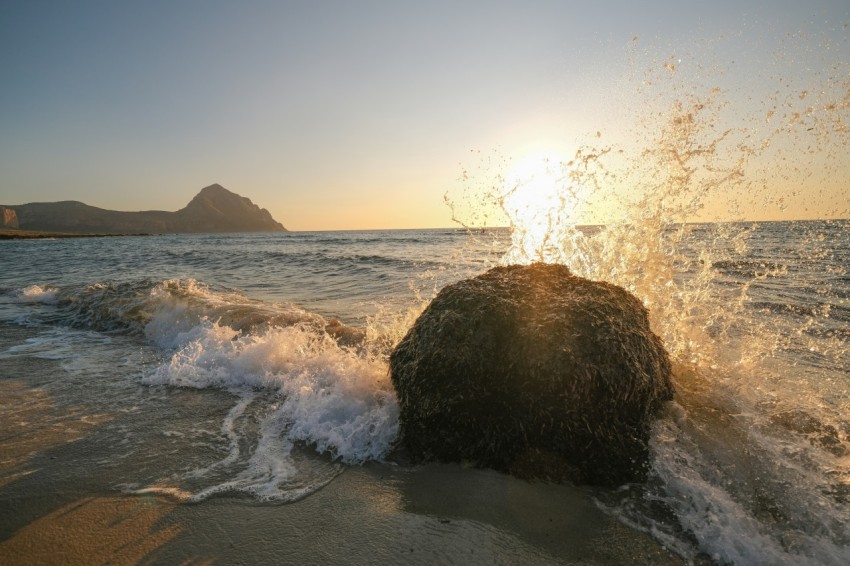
[{"xmin": 389, "ymin": 263, "xmax": 674, "ymax": 486}]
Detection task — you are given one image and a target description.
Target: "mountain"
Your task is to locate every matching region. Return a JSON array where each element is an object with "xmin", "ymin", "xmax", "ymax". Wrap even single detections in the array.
[
  {"xmin": 174, "ymin": 184, "xmax": 286, "ymax": 232},
  {"xmin": 1, "ymin": 184, "xmax": 287, "ymax": 234}
]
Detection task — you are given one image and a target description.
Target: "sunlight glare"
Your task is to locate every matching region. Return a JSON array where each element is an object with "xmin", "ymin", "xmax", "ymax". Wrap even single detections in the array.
[{"xmin": 501, "ymin": 151, "xmax": 580, "ymax": 265}]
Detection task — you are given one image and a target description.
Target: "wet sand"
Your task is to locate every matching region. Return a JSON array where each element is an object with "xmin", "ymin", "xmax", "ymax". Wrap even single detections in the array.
[
  {"xmin": 0, "ymin": 409, "xmax": 686, "ymax": 564},
  {"xmin": 0, "ymin": 463, "xmax": 686, "ymax": 565}
]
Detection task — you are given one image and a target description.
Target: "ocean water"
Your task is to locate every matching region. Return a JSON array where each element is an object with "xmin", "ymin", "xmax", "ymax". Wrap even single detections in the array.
[{"xmin": 1, "ymin": 221, "xmax": 848, "ymax": 563}]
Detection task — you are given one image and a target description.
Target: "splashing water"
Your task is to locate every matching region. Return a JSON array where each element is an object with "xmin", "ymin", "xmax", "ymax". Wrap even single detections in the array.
[
  {"xmin": 142, "ymin": 317, "xmax": 399, "ymax": 502},
  {"xmin": 450, "ymin": 31, "xmax": 850, "ymax": 564}
]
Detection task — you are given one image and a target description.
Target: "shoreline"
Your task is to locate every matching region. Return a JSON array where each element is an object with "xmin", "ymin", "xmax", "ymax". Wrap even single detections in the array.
[
  {"xmin": 1, "ymin": 460, "xmax": 691, "ymax": 565},
  {"xmin": 0, "ymin": 229, "xmax": 152, "ymax": 240}
]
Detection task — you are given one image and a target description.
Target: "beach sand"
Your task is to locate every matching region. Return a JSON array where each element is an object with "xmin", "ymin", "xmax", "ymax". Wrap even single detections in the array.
[
  {"xmin": 0, "ymin": 425, "xmax": 687, "ymax": 564},
  {"xmin": 0, "ymin": 463, "xmax": 686, "ymax": 565}
]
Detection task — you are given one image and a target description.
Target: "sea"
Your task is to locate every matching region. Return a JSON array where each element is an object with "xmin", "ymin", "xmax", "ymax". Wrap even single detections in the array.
[{"xmin": 0, "ymin": 220, "xmax": 848, "ymax": 564}]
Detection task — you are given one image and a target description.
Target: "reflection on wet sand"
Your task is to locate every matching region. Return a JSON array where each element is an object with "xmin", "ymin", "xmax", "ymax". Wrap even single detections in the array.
[
  {"xmin": 0, "ymin": 380, "xmax": 109, "ymax": 489},
  {"xmin": 0, "ymin": 496, "xmax": 179, "ymax": 565},
  {"xmin": 0, "ymin": 380, "xmax": 179, "ymax": 564}
]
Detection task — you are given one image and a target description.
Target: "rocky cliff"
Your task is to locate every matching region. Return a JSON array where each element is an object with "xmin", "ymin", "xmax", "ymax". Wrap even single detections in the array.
[{"xmin": 1, "ymin": 184, "xmax": 287, "ymax": 234}]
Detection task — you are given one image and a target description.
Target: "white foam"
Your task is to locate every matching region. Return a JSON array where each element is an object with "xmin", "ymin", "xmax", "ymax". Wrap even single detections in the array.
[
  {"xmin": 130, "ymin": 486, "xmax": 194, "ymax": 502},
  {"xmin": 13, "ymin": 284, "xmax": 59, "ymax": 304},
  {"xmin": 643, "ymin": 409, "xmax": 850, "ymax": 565},
  {"xmin": 188, "ymin": 403, "xmax": 303, "ymax": 502},
  {"xmin": 141, "ymin": 315, "xmax": 399, "ymax": 501},
  {"xmin": 182, "ymin": 394, "xmax": 253, "ymax": 480}
]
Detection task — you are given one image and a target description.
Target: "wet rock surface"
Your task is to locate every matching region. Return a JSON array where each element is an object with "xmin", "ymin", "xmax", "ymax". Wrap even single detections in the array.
[{"xmin": 390, "ymin": 263, "xmax": 674, "ymax": 486}]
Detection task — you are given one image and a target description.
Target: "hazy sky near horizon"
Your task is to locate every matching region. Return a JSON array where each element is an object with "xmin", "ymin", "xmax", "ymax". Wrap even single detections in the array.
[{"xmin": 1, "ymin": 1, "xmax": 848, "ymax": 230}]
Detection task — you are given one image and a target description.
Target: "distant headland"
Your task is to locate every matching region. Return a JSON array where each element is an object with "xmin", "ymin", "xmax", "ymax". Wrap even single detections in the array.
[{"xmin": 0, "ymin": 184, "xmax": 287, "ymax": 237}]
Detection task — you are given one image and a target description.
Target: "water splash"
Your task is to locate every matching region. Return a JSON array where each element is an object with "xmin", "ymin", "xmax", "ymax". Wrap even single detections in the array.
[{"xmin": 452, "ymin": 30, "xmax": 850, "ymax": 564}]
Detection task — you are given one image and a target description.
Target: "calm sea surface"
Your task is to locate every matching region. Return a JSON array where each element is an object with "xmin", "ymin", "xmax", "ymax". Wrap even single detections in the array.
[{"xmin": 1, "ymin": 221, "xmax": 848, "ymax": 564}]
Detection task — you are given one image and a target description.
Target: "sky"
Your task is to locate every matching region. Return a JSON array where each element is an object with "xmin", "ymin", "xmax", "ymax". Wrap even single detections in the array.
[{"xmin": 1, "ymin": 1, "xmax": 848, "ymax": 230}]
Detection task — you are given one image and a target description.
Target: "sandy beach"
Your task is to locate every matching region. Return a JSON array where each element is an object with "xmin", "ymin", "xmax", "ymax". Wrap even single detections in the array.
[{"xmin": 1, "ymin": 459, "xmax": 687, "ymax": 565}]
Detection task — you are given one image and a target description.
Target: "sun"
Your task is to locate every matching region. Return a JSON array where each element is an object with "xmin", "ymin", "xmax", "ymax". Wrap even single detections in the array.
[
  {"xmin": 503, "ymin": 151, "xmax": 568, "ymax": 199},
  {"xmin": 501, "ymin": 150, "xmax": 580, "ymax": 264}
]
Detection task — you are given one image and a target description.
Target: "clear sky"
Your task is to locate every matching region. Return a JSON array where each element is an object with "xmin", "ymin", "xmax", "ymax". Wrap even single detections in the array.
[{"xmin": 1, "ymin": 1, "xmax": 848, "ymax": 230}]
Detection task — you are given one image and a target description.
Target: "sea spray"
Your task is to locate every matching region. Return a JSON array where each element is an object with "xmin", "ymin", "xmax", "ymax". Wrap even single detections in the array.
[{"xmin": 448, "ymin": 31, "xmax": 850, "ymax": 564}]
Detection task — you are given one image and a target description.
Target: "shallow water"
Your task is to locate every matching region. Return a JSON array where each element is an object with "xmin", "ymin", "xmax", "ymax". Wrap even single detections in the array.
[{"xmin": 1, "ymin": 223, "xmax": 848, "ymax": 563}]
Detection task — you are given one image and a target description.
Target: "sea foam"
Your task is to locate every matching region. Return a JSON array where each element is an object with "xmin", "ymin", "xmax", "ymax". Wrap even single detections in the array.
[
  {"xmin": 13, "ymin": 284, "xmax": 59, "ymax": 305},
  {"xmin": 139, "ymin": 282, "xmax": 399, "ymax": 501}
]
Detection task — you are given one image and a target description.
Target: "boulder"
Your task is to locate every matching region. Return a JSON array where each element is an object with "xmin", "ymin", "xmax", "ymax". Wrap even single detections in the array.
[{"xmin": 389, "ymin": 263, "xmax": 674, "ymax": 486}]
